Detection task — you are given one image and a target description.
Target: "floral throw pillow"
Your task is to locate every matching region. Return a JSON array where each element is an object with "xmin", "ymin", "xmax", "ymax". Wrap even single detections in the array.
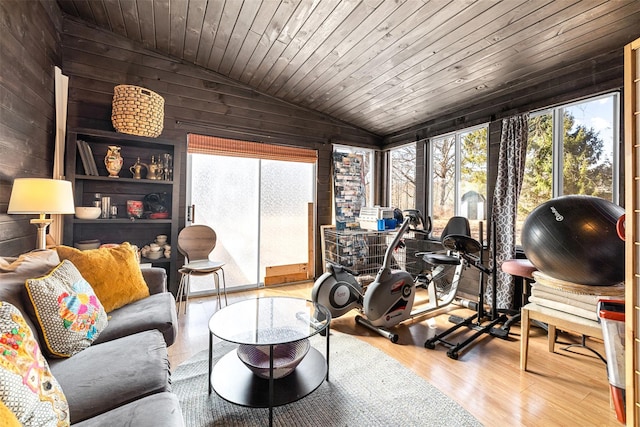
[
  {"xmin": 0, "ymin": 301, "xmax": 69, "ymax": 426},
  {"xmin": 24, "ymin": 260, "xmax": 108, "ymax": 358}
]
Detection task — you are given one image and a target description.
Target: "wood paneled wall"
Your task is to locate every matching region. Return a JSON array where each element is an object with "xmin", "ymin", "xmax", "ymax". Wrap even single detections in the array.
[
  {"xmin": 59, "ymin": 16, "xmax": 381, "ymax": 274},
  {"xmin": 0, "ymin": 1, "xmax": 63, "ymax": 256}
]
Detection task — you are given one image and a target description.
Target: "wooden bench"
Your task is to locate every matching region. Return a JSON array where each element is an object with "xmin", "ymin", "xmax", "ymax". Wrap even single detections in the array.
[{"xmin": 520, "ymin": 302, "xmax": 602, "ymax": 371}]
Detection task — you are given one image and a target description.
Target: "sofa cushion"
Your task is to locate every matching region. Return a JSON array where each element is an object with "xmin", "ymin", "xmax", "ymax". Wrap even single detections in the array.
[
  {"xmin": 72, "ymin": 392, "xmax": 184, "ymax": 427},
  {"xmin": 93, "ymin": 292, "xmax": 177, "ymax": 347},
  {"xmin": 48, "ymin": 330, "xmax": 170, "ymax": 424},
  {"xmin": 0, "ymin": 250, "xmax": 61, "ymax": 349},
  {"xmin": 0, "ymin": 301, "xmax": 69, "ymax": 426},
  {"xmin": 0, "ymin": 250, "xmax": 60, "ymax": 275},
  {"xmin": 24, "ymin": 260, "xmax": 108, "ymax": 358},
  {"xmin": 141, "ymin": 267, "xmax": 168, "ymax": 295},
  {"xmin": 56, "ymin": 243, "xmax": 150, "ymax": 312}
]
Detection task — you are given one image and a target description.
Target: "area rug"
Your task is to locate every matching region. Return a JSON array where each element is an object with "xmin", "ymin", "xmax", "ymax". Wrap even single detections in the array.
[{"xmin": 173, "ymin": 332, "xmax": 482, "ymax": 426}]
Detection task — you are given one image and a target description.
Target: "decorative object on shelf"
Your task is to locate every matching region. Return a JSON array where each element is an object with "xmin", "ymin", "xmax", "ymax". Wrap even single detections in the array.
[
  {"xmin": 144, "ymin": 192, "xmax": 169, "ymax": 216},
  {"xmin": 111, "ymin": 84, "xmax": 164, "ymax": 138},
  {"xmin": 147, "ymin": 156, "xmax": 163, "ymax": 180},
  {"xmin": 74, "ymin": 239, "xmax": 101, "ymax": 250},
  {"xmin": 129, "ymin": 157, "xmax": 147, "ymax": 179},
  {"xmin": 126, "ymin": 200, "xmax": 144, "ymax": 219},
  {"xmin": 140, "ymin": 235, "xmax": 170, "ymax": 260},
  {"xmin": 162, "ymin": 153, "xmax": 173, "ymax": 181},
  {"xmin": 7, "ymin": 178, "xmax": 75, "ymax": 250},
  {"xmin": 144, "ymin": 246, "xmax": 163, "ymax": 260},
  {"xmin": 100, "ymin": 196, "xmax": 111, "ymax": 219},
  {"xmin": 156, "ymin": 156, "xmax": 165, "ymax": 180},
  {"xmin": 74, "ymin": 207, "xmax": 101, "ymax": 220},
  {"xmin": 149, "ymin": 212, "xmax": 169, "ymax": 219},
  {"xmin": 237, "ymin": 337, "xmax": 311, "ymax": 379},
  {"xmin": 104, "ymin": 145, "xmax": 123, "ymax": 178}
]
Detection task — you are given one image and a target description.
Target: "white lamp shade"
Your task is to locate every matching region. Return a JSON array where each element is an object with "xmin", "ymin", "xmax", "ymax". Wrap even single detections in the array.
[{"xmin": 8, "ymin": 178, "xmax": 75, "ymax": 215}]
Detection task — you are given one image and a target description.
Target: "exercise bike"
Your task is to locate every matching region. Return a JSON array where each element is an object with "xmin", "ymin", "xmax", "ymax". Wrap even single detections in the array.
[
  {"xmin": 311, "ymin": 216, "xmax": 466, "ymax": 343},
  {"xmin": 423, "ymin": 222, "xmax": 509, "ymax": 359}
]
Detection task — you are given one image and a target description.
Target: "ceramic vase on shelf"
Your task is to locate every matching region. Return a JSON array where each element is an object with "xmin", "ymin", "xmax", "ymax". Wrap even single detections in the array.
[{"xmin": 105, "ymin": 145, "xmax": 123, "ymax": 178}]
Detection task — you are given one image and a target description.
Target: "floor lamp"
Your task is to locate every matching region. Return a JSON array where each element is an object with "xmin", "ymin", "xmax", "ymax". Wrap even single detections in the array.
[{"xmin": 8, "ymin": 178, "xmax": 75, "ymax": 250}]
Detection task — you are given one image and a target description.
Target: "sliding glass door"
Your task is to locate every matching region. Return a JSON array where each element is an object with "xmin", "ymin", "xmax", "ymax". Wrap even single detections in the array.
[{"xmin": 186, "ymin": 153, "xmax": 315, "ymax": 293}]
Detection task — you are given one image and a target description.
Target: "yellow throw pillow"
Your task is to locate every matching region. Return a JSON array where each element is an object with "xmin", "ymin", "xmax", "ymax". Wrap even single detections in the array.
[{"xmin": 56, "ymin": 243, "xmax": 150, "ymax": 312}]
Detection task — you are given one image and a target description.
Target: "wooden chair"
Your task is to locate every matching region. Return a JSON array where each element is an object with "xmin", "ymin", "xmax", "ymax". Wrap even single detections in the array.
[{"xmin": 176, "ymin": 225, "xmax": 227, "ymax": 314}]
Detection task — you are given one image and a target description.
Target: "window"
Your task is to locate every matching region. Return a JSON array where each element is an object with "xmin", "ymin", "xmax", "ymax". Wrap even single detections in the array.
[
  {"xmin": 430, "ymin": 126, "xmax": 488, "ymax": 238},
  {"xmin": 517, "ymin": 93, "xmax": 619, "ymax": 243},
  {"xmin": 390, "ymin": 143, "xmax": 417, "ymax": 211}
]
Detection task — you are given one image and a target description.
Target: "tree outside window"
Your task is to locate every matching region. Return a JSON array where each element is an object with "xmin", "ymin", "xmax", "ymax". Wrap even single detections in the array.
[
  {"xmin": 390, "ymin": 144, "xmax": 416, "ymax": 211},
  {"xmin": 430, "ymin": 127, "xmax": 487, "ymax": 239},
  {"xmin": 431, "ymin": 136, "xmax": 455, "ymax": 224},
  {"xmin": 517, "ymin": 93, "xmax": 618, "ymax": 244}
]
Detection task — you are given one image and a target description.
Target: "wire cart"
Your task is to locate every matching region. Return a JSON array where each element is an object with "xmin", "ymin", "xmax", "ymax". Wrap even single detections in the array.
[{"xmin": 322, "ymin": 227, "xmax": 442, "ymax": 283}]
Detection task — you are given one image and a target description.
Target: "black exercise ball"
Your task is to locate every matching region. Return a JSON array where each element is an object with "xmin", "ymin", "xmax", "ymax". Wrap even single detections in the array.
[{"xmin": 521, "ymin": 195, "xmax": 624, "ymax": 286}]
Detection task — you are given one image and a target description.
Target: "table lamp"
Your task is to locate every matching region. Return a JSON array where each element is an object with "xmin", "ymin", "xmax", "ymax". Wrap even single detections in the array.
[{"xmin": 8, "ymin": 178, "xmax": 75, "ymax": 250}]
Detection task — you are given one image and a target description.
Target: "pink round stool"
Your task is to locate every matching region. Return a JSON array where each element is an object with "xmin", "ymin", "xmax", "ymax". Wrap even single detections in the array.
[
  {"xmin": 500, "ymin": 259, "xmax": 538, "ymax": 331},
  {"xmin": 502, "ymin": 259, "xmax": 537, "ymax": 281}
]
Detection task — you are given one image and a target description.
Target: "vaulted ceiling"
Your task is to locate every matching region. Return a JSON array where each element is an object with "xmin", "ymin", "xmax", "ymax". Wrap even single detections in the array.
[{"xmin": 56, "ymin": 0, "xmax": 640, "ymax": 137}]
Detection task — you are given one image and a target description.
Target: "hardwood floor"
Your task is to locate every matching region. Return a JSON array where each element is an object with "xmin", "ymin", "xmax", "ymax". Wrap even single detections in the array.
[{"xmin": 168, "ymin": 283, "xmax": 620, "ymax": 426}]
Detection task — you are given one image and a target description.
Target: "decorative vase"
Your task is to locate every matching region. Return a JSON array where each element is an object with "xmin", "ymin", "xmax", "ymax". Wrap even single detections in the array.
[{"xmin": 105, "ymin": 146, "xmax": 123, "ymax": 178}]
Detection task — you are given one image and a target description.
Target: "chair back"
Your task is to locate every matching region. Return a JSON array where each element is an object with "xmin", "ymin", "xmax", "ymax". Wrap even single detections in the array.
[
  {"xmin": 177, "ymin": 225, "xmax": 217, "ymax": 262},
  {"xmin": 440, "ymin": 216, "xmax": 471, "ymax": 242}
]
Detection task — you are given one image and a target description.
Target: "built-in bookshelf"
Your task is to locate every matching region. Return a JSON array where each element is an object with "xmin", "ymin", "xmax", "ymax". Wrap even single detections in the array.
[{"xmin": 63, "ymin": 128, "xmax": 181, "ymax": 291}]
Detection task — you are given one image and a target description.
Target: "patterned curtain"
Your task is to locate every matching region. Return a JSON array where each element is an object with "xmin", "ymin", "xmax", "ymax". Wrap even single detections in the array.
[{"xmin": 488, "ymin": 114, "xmax": 529, "ymax": 309}]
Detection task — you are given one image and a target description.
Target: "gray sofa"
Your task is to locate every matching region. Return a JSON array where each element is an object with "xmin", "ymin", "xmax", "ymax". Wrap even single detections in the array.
[{"xmin": 0, "ymin": 250, "xmax": 184, "ymax": 426}]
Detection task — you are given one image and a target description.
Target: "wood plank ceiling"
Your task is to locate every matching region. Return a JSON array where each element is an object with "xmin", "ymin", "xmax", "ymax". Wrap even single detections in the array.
[{"xmin": 56, "ymin": 0, "xmax": 640, "ymax": 137}]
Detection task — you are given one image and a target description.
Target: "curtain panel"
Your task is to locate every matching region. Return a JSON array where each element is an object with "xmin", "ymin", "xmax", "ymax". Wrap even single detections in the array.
[{"xmin": 488, "ymin": 114, "xmax": 529, "ymax": 309}]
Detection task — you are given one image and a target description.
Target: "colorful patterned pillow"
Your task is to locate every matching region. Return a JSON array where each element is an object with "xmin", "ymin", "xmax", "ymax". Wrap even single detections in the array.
[
  {"xmin": 24, "ymin": 260, "xmax": 108, "ymax": 358},
  {"xmin": 0, "ymin": 301, "xmax": 69, "ymax": 426}
]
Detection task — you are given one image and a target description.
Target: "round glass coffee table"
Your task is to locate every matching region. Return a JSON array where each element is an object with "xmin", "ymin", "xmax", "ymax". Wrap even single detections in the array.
[{"xmin": 208, "ymin": 297, "xmax": 331, "ymax": 426}]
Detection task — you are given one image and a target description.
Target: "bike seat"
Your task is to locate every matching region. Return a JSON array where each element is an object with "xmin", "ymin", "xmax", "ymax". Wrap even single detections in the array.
[
  {"xmin": 442, "ymin": 234, "xmax": 481, "ymax": 254},
  {"xmin": 422, "ymin": 253, "xmax": 461, "ymax": 265}
]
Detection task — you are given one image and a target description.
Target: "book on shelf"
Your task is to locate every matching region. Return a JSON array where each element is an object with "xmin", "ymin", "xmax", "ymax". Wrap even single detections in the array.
[
  {"xmin": 76, "ymin": 140, "xmax": 92, "ymax": 175},
  {"xmin": 77, "ymin": 140, "xmax": 99, "ymax": 176},
  {"xmin": 83, "ymin": 141, "xmax": 99, "ymax": 176}
]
